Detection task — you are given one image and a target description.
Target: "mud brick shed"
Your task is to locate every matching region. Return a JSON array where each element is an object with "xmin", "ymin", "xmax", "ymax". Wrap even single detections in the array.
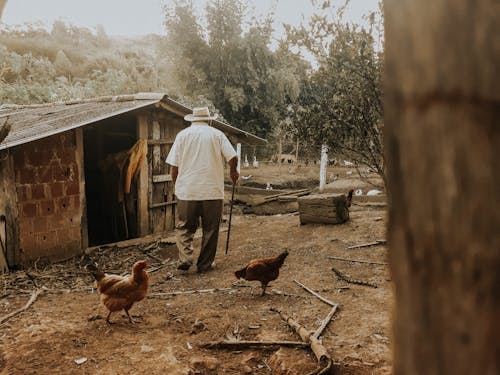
[{"xmin": 0, "ymin": 93, "xmax": 265, "ymax": 267}]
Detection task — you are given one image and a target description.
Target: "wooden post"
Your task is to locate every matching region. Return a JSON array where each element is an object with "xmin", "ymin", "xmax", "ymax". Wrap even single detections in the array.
[
  {"xmin": 385, "ymin": 1, "xmax": 500, "ymax": 374},
  {"xmin": 137, "ymin": 114, "xmax": 149, "ymax": 236},
  {"xmin": 75, "ymin": 128, "xmax": 88, "ymax": 250},
  {"xmin": 236, "ymin": 143, "xmax": 241, "ymax": 174},
  {"xmin": 0, "ymin": 149, "xmax": 18, "ymax": 266},
  {"xmin": 278, "ymin": 137, "xmax": 282, "ymax": 175},
  {"xmin": 319, "ymin": 144, "xmax": 328, "ymax": 193},
  {"xmin": 295, "ymin": 137, "xmax": 299, "ymax": 163}
]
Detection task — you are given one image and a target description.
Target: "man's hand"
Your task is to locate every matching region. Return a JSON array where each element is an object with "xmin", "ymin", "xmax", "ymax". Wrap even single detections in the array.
[
  {"xmin": 230, "ymin": 169, "xmax": 239, "ymax": 184},
  {"xmin": 170, "ymin": 165, "xmax": 178, "ymax": 185},
  {"xmin": 228, "ymin": 157, "xmax": 239, "ymax": 184}
]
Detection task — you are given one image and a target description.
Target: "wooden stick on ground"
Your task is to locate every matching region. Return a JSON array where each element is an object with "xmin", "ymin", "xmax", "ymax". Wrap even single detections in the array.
[
  {"xmin": 312, "ymin": 305, "xmax": 339, "ymax": 340},
  {"xmin": 200, "ymin": 340, "xmax": 310, "ymax": 349},
  {"xmin": 331, "ymin": 266, "xmax": 378, "ymax": 288},
  {"xmin": 328, "ymin": 256, "xmax": 388, "ymax": 266},
  {"xmin": 293, "ymin": 279, "xmax": 336, "ymax": 306},
  {"xmin": 0, "ymin": 289, "xmax": 43, "ymax": 325},
  {"xmin": 147, "ymin": 288, "xmax": 235, "ymax": 298},
  {"xmin": 293, "ymin": 279, "xmax": 339, "ymax": 340},
  {"xmin": 271, "ymin": 307, "xmax": 333, "ymax": 375},
  {"xmin": 347, "ymin": 239, "xmax": 386, "ymax": 250}
]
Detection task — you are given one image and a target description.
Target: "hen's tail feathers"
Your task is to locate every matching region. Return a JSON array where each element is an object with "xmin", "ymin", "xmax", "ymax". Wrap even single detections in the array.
[
  {"xmin": 85, "ymin": 263, "xmax": 105, "ymax": 281},
  {"xmin": 235, "ymin": 267, "xmax": 247, "ymax": 279},
  {"xmin": 278, "ymin": 250, "xmax": 289, "ymax": 266}
]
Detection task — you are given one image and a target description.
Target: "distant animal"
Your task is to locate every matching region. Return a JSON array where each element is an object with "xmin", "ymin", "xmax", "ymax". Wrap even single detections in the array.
[
  {"xmin": 235, "ymin": 250, "xmax": 289, "ymax": 296},
  {"xmin": 253, "ymin": 156, "xmax": 259, "ymax": 168},
  {"xmin": 367, "ymin": 189, "xmax": 382, "ymax": 196},
  {"xmin": 86, "ymin": 260, "xmax": 149, "ymax": 324}
]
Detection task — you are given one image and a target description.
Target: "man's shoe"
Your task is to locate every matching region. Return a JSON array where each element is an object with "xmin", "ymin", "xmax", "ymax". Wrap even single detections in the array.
[
  {"xmin": 177, "ymin": 262, "xmax": 191, "ymax": 271},
  {"xmin": 197, "ymin": 262, "xmax": 216, "ymax": 273}
]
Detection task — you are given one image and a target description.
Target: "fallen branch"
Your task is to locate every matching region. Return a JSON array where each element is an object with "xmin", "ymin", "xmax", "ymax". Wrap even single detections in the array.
[
  {"xmin": 252, "ymin": 189, "xmax": 311, "ymax": 206},
  {"xmin": 293, "ymin": 279, "xmax": 337, "ymax": 306},
  {"xmin": 147, "ymin": 287, "xmax": 235, "ymax": 298},
  {"xmin": 0, "ymin": 289, "xmax": 43, "ymax": 325},
  {"xmin": 293, "ymin": 279, "xmax": 339, "ymax": 340},
  {"xmin": 200, "ymin": 340, "xmax": 310, "ymax": 349},
  {"xmin": 147, "ymin": 258, "xmax": 173, "ymax": 273},
  {"xmin": 143, "ymin": 252, "xmax": 164, "ymax": 263},
  {"xmin": 271, "ymin": 307, "xmax": 332, "ymax": 375},
  {"xmin": 327, "ymin": 256, "xmax": 388, "ymax": 266},
  {"xmin": 312, "ymin": 305, "xmax": 339, "ymax": 340},
  {"xmin": 331, "ymin": 267, "xmax": 378, "ymax": 288},
  {"xmin": 347, "ymin": 239, "xmax": 386, "ymax": 250}
]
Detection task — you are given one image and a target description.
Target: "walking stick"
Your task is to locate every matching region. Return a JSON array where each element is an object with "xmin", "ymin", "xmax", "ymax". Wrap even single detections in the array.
[{"xmin": 225, "ymin": 183, "xmax": 236, "ymax": 255}]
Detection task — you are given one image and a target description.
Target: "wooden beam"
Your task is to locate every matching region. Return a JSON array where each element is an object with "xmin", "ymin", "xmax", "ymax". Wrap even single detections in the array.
[
  {"xmin": 152, "ymin": 174, "xmax": 172, "ymax": 183},
  {"xmin": 157, "ymin": 102, "xmax": 188, "ymax": 118},
  {"xmin": 75, "ymin": 128, "xmax": 88, "ymax": 250},
  {"xmin": 137, "ymin": 114, "xmax": 149, "ymax": 236},
  {"xmin": 149, "ymin": 201, "xmax": 177, "ymax": 209},
  {"xmin": 147, "ymin": 139, "xmax": 174, "ymax": 145}
]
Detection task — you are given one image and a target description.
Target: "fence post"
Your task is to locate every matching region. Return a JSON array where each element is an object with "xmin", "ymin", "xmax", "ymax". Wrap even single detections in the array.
[{"xmin": 319, "ymin": 144, "xmax": 328, "ymax": 193}]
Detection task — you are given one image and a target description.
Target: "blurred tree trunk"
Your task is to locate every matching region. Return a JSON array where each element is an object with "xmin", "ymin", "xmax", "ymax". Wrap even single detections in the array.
[{"xmin": 384, "ymin": 1, "xmax": 499, "ymax": 375}]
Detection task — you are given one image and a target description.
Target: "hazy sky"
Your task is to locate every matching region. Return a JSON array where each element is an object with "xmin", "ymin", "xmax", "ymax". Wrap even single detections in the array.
[{"xmin": 2, "ymin": 0, "xmax": 379, "ymax": 38}]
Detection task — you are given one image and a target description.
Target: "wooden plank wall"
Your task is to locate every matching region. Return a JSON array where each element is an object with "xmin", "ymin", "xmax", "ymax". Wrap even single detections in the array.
[
  {"xmin": 147, "ymin": 110, "xmax": 187, "ymax": 234},
  {"xmin": 0, "ymin": 151, "xmax": 19, "ymax": 266}
]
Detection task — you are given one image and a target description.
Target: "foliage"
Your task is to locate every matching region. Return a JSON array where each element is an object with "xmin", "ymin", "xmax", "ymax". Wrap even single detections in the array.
[
  {"xmin": 0, "ymin": 21, "xmax": 173, "ymax": 103},
  {"xmin": 163, "ymin": 0, "xmax": 308, "ymax": 139},
  {"xmin": 0, "ymin": 1, "xmax": 385, "ymax": 181},
  {"xmin": 285, "ymin": 1, "xmax": 385, "ymax": 185}
]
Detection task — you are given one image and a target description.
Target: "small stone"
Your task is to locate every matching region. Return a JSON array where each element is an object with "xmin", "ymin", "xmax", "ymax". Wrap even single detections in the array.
[{"xmin": 74, "ymin": 358, "xmax": 87, "ymax": 365}]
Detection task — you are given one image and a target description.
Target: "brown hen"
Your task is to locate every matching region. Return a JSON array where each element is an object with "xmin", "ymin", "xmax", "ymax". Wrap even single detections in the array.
[
  {"xmin": 235, "ymin": 250, "xmax": 288, "ymax": 296},
  {"xmin": 86, "ymin": 260, "xmax": 149, "ymax": 324}
]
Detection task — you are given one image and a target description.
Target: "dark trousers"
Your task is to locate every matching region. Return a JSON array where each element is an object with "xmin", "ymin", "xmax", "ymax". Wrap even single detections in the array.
[{"xmin": 175, "ymin": 199, "xmax": 223, "ymax": 270}]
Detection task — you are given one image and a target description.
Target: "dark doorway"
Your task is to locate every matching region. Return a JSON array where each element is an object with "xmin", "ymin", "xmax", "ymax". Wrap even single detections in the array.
[{"xmin": 82, "ymin": 114, "xmax": 138, "ymax": 246}]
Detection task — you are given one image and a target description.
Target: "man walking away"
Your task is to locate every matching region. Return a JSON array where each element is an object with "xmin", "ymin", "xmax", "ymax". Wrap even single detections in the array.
[{"xmin": 166, "ymin": 107, "xmax": 239, "ymax": 273}]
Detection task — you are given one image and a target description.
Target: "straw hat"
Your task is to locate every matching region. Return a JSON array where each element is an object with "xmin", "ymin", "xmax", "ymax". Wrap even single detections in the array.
[{"xmin": 184, "ymin": 107, "xmax": 218, "ymax": 122}]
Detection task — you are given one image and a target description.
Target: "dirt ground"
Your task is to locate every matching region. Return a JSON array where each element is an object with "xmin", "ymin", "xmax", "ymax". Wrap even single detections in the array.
[{"xmin": 0, "ymin": 165, "xmax": 391, "ymax": 375}]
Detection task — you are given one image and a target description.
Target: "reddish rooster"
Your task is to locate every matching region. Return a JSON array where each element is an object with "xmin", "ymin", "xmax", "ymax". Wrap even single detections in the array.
[
  {"xmin": 86, "ymin": 260, "xmax": 149, "ymax": 324},
  {"xmin": 235, "ymin": 250, "xmax": 289, "ymax": 296}
]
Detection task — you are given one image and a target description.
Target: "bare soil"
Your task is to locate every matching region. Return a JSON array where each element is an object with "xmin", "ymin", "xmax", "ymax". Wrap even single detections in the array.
[{"xmin": 0, "ymin": 165, "xmax": 391, "ymax": 375}]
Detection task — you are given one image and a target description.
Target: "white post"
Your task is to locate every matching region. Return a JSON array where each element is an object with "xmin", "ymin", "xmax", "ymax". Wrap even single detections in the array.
[
  {"xmin": 236, "ymin": 143, "xmax": 241, "ymax": 174},
  {"xmin": 319, "ymin": 144, "xmax": 328, "ymax": 193}
]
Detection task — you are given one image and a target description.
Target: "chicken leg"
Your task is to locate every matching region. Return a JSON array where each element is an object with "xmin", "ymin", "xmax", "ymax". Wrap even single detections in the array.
[
  {"xmin": 124, "ymin": 308, "xmax": 136, "ymax": 324},
  {"xmin": 261, "ymin": 283, "xmax": 268, "ymax": 296},
  {"xmin": 106, "ymin": 311, "xmax": 114, "ymax": 324}
]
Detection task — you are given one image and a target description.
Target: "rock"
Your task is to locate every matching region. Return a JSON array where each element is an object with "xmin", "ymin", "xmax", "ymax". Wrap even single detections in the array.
[{"xmin": 74, "ymin": 358, "xmax": 87, "ymax": 365}]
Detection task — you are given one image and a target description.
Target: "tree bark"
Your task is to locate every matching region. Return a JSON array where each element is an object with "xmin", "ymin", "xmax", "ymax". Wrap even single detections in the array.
[{"xmin": 384, "ymin": 1, "xmax": 500, "ymax": 375}]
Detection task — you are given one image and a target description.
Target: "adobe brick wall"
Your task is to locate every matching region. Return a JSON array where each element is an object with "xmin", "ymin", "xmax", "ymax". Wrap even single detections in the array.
[{"xmin": 12, "ymin": 131, "xmax": 83, "ymax": 265}]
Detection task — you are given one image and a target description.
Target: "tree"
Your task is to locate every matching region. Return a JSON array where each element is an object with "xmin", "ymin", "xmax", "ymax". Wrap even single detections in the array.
[
  {"xmin": 385, "ymin": 0, "xmax": 499, "ymax": 374},
  {"xmin": 286, "ymin": 2, "xmax": 385, "ymax": 185},
  {"xmin": 163, "ymin": 0, "xmax": 307, "ymax": 140}
]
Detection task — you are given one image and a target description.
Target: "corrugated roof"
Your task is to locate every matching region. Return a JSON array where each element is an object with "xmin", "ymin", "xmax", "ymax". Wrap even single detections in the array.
[{"xmin": 0, "ymin": 93, "xmax": 266, "ymax": 150}]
